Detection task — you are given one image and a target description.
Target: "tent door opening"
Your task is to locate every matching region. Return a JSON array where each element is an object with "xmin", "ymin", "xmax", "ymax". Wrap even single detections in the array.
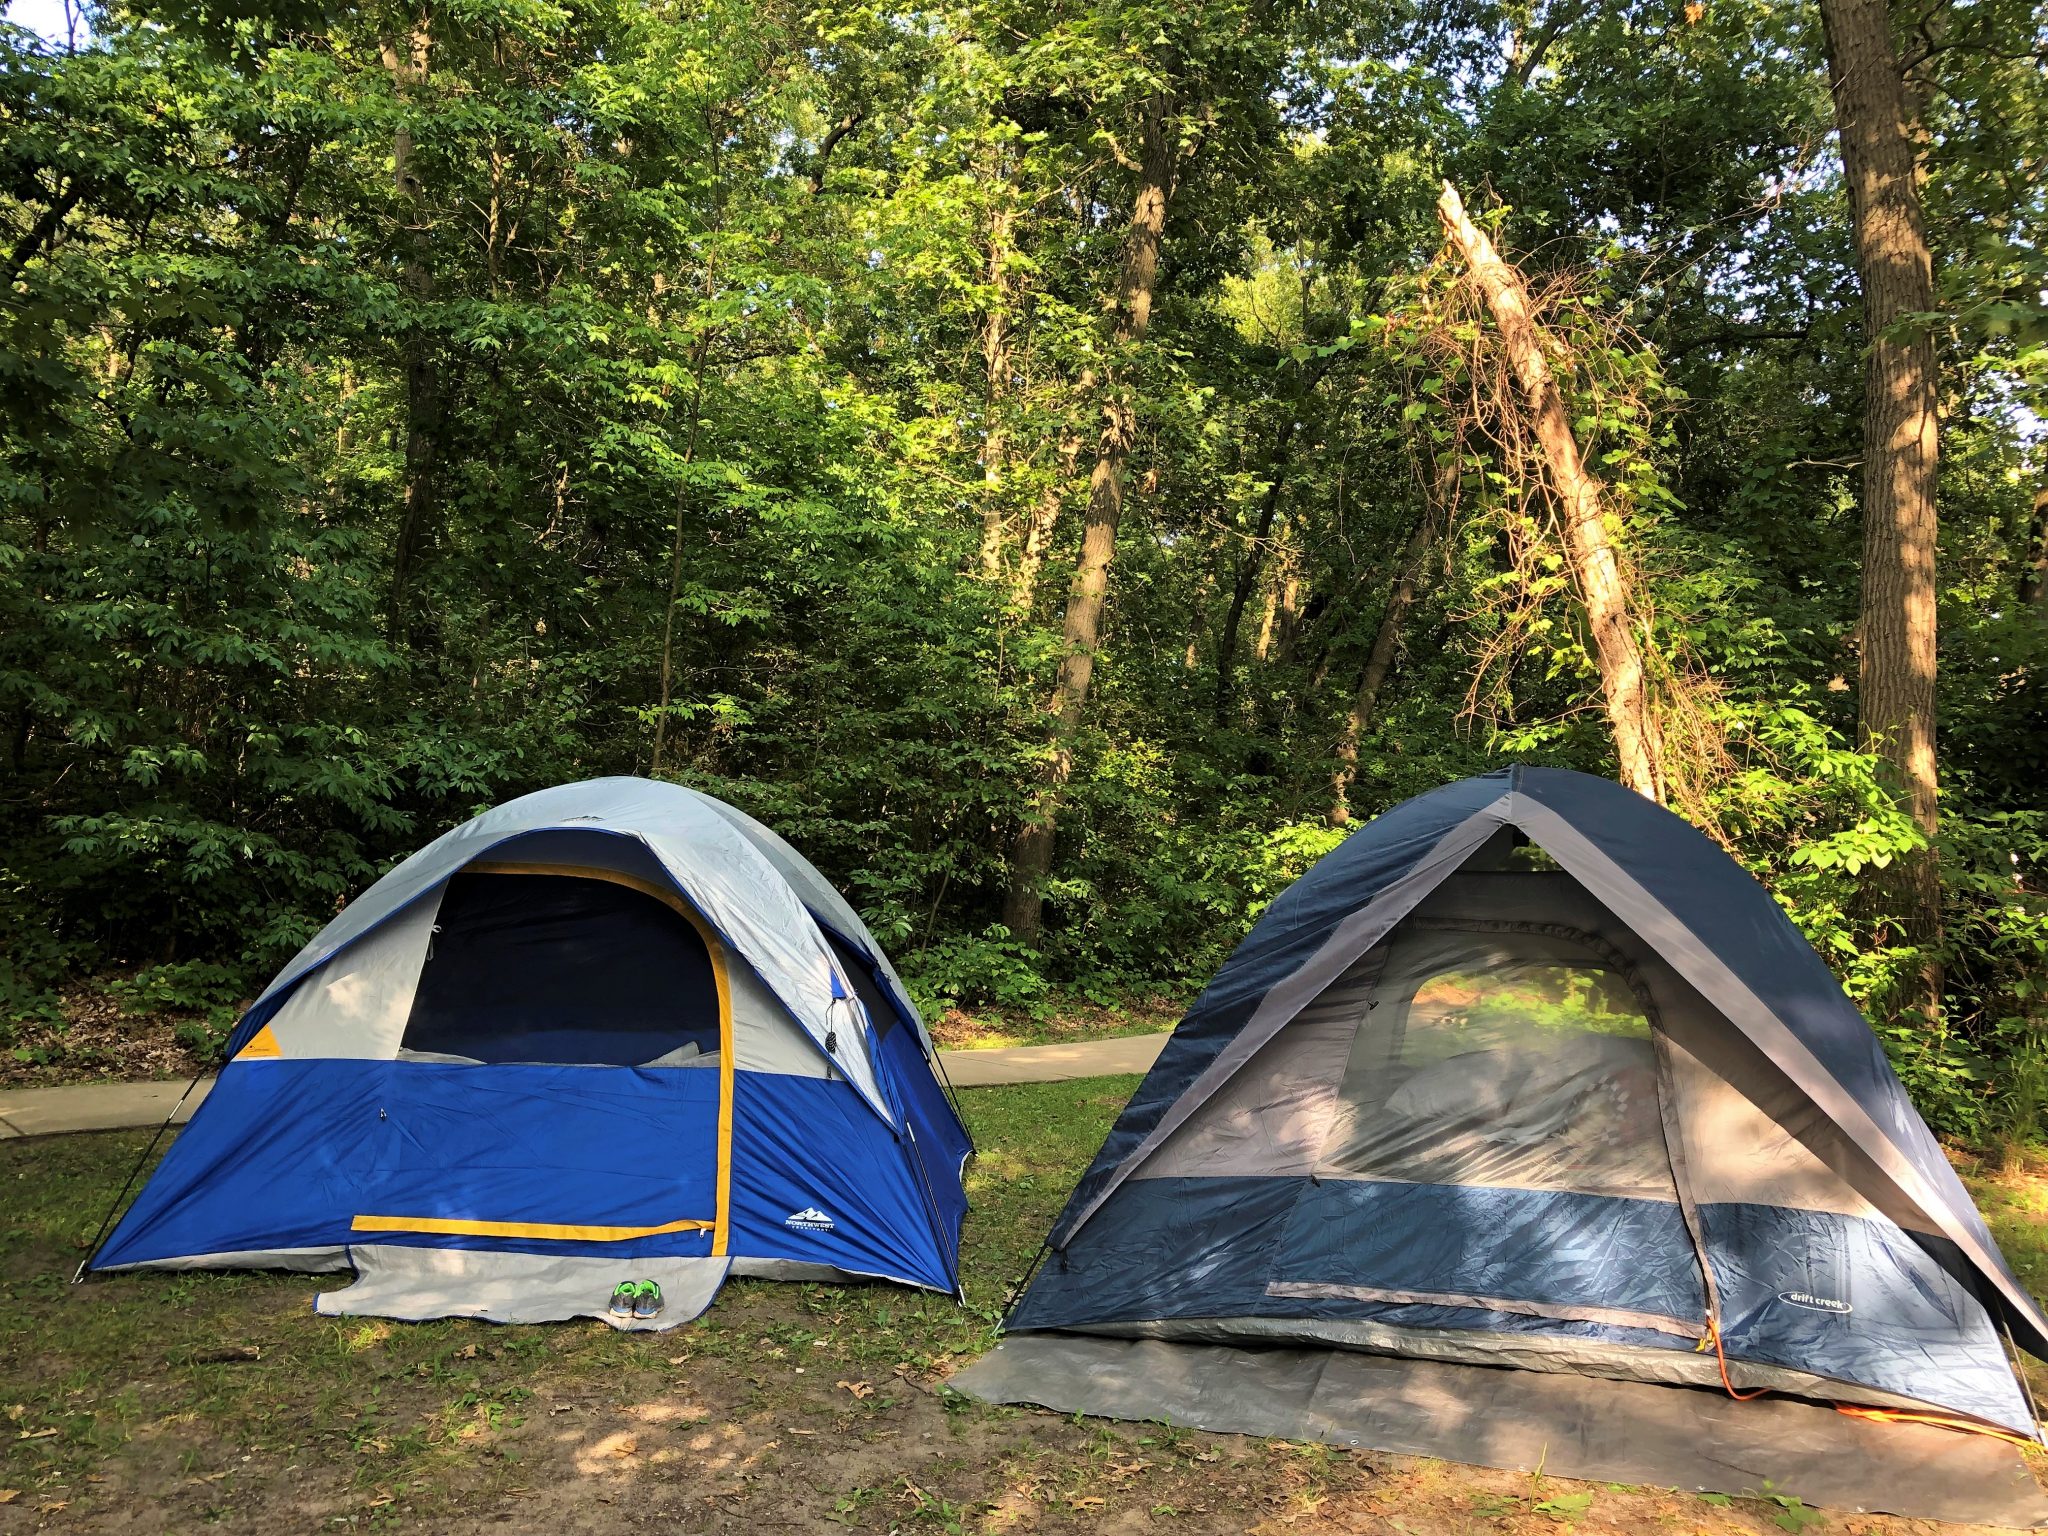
[
  {"xmin": 398, "ymin": 864, "xmax": 729, "ymax": 1068},
  {"xmin": 1267, "ymin": 914, "xmax": 1710, "ymax": 1338},
  {"xmin": 356, "ymin": 861, "xmax": 732, "ymax": 1254}
]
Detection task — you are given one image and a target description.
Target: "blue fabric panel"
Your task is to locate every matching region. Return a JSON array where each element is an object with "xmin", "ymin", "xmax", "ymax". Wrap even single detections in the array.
[
  {"xmin": 1012, "ymin": 1173, "xmax": 2033, "ymax": 1434},
  {"xmin": 95, "ymin": 1060, "xmax": 722, "ymax": 1268},
  {"xmin": 879, "ymin": 1023, "xmax": 972, "ymax": 1216},
  {"xmin": 1699, "ymin": 1202, "xmax": 2031, "ymax": 1434},
  {"xmin": 1048, "ymin": 772, "xmax": 1514, "ymax": 1246},
  {"xmin": 1013, "ymin": 1175, "xmax": 1304, "ymax": 1328},
  {"xmin": 1011, "ymin": 1174, "xmax": 1693, "ymax": 1356},
  {"xmin": 95, "ymin": 1059, "xmax": 387, "ymax": 1267},
  {"xmin": 726, "ymin": 1072, "xmax": 957, "ymax": 1291},
  {"xmin": 828, "ymin": 929, "xmax": 971, "ymax": 1158},
  {"xmin": 1275, "ymin": 1180, "xmax": 1704, "ymax": 1325},
  {"xmin": 353, "ymin": 1063, "xmax": 720, "ymax": 1254}
]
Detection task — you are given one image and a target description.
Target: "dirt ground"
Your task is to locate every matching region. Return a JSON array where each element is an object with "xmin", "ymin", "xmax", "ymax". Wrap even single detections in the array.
[{"xmin": 5, "ymin": 1083, "xmax": 2047, "ymax": 1534}]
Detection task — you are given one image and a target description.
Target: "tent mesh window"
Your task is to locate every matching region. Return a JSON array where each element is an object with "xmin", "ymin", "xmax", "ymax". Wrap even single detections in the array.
[
  {"xmin": 1316, "ymin": 921, "xmax": 1678, "ymax": 1202},
  {"xmin": 399, "ymin": 871, "xmax": 722, "ymax": 1067}
]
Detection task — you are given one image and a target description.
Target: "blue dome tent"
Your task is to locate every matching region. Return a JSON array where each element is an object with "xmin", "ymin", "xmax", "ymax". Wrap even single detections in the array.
[
  {"xmin": 961, "ymin": 767, "xmax": 2048, "ymax": 1512},
  {"xmin": 89, "ymin": 778, "xmax": 970, "ymax": 1329}
]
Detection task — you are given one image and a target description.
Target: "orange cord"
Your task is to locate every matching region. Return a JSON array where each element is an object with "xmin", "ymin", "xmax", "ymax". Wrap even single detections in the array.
[
  {"xmin": 1705, "ymin": 1318, "xmax": 1770, "ymax": 1401},
  {"xmin": 1832, "ymin": 1404, "xmax": 2040, "ymax": 1449},
  {"xmin": 1708, "ymin": 1315, "xmax": 2035, "ymax": 1445}
]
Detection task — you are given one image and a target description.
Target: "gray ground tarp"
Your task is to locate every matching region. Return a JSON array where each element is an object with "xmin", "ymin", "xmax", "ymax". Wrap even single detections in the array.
[
  {"xmin": 316, "ymin": 1247, "xmax": 731, "ymax": 1331},
  {"xmin": 950, "ymin": 1334, "xmax": 2048, "ymax": 1527}
]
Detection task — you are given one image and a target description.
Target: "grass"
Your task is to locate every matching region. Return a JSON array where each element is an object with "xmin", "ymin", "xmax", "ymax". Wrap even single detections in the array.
[{"xmin": 0, "ymin": 1082, "xmax": 2042, "ymax": 1532}]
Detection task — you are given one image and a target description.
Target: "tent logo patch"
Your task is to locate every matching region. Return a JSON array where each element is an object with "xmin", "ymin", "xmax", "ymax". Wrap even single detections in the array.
[
  {"xmin": 1776, "ymin": 1290, "xmax": 1851, "ymax": 1315},
  {"xmin": 784, "ymin": 1207, "xmax": 836, "ymax": 1233}
]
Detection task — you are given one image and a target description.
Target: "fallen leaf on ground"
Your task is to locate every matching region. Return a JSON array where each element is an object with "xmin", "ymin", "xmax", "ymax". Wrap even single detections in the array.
[
  {"xmin": 16, "ymin": 1428, "xmax": 57, "ymax": 1441},
  {"xmin": 836, "ymin": 1380, "xmax": 874, "ymax": 1399},
  {"xmin": 0, "ymin": 1490, "xmax": 18, "ymax": 1504},
  {"xmin": 612, "ymin": 1435, "xmax": 638, "ymax": 1457}
]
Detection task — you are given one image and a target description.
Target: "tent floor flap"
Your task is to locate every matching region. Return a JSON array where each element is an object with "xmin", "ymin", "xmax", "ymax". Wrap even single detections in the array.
[
  {"xmin": 315, "ymin": 1247, "xmax": 733, "ymax": 1331},
  {"xmin": 950, "ymin": 1333, "xmax": 2048, "ymax": 1526}
]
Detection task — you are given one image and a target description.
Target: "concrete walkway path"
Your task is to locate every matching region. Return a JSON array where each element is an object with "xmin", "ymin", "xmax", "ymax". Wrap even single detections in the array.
[{"xmin": 0, "ymin": 1033, "xmax": 1170, "ymax": 1140}]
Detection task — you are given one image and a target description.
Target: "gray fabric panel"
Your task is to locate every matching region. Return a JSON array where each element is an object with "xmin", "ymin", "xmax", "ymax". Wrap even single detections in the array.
[
  {"xmin": 265, "ymin": 890, "xmax": 443, "ymax": 1059},
  {"xmin": 314, "ymin": 1246, "xmax": 730, "ymax": 1331},
  {"xmin": 1663, "ymin": 1034, "xmax": 1885, "ymax": 1220},
  {"xmin": 244, "ymin": 780, "xmax": 889, "ymax": 1117},
  {"xmin": 728, "ymin": 1258, "xmax": 866, "ymax": 1282},
  {"xmin": 951, "ymin": 1334, "xmax": 2048, "ymax": 1525},
  {"xmin": 679, "ymin": 789, "xmax": 937, "ymax": 1056},
  {"xmin": 1135, "ymin": 974, "xmax": 1367, "ymax": 1180},
  {"xmin": 1062, "ymin": 798, "xmax": 1513, "ymax": 1239}
]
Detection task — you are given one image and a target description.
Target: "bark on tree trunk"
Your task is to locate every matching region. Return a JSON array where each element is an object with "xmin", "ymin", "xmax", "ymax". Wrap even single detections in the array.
[
  {"xmin": 1214, "ymin": 413, "xmax": 1300, "ymax": 722},
  {"xmin": 1437, "ymin": 181, "xmax": 1666, "ymax": 803},
  {"xmin": 1330, "ymin": 508, "xmax": 1434, "ymax": 827},
  {"xmin": 1268, "ymin": 535, "xmax": 1304, "ymax": 665},
  {"xmin": 977, "ymin": 198, "xmax": 1017, "ymax": 581},
  {"xmin": 383, "ymin": 13, "xmax": 442, "ymax": 641},
  {"xmin": 2018, "ymin": 484, "xmax": 2046, "ymax": 606},
  {"xmin": 1819, "ymin": 0, "xmax": 1943, "ymax": 1004},
  {"xmin": 1013, "ymin": 422, "xmax": 1084, "ymax": 610},
  {"xmin": 1002, "ymin": 92, "xmax": 1176, "ymax": 945}
]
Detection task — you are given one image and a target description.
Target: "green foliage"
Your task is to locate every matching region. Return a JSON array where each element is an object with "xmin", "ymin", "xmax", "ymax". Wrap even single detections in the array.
[{"xmin": 0, "ymin": 0, "xmax": 2041, "ymax": 1147}]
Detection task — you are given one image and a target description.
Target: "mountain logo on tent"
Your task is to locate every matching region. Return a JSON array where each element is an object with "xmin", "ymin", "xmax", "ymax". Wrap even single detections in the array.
[
  {"xmin": 1776, "ymin": 1290, "xmax": 1852, "ymax": 1315},
  {"xmin": 784, "ymin": 1207, "xmax": 836, "ymax": 1232}
]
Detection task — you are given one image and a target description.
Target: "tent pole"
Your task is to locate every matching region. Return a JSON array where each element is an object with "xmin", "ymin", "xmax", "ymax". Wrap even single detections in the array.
[{"xmin": 72, "ymin": 1067, "xmax": 209, "ymax": 1283}]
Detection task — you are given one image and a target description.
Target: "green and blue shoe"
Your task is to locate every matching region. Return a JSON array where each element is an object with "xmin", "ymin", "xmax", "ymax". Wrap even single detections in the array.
[
  {"xmin": 631, "ymin": 1279, "xmax": 663, "ymax": 1321},
  {"xmin": 608, "ymin": 1280, "xmax": 638, "ymax": 1319}
]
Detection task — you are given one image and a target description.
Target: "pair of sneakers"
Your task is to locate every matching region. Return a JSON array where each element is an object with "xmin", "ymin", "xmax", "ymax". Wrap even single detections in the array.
[{"xmin": 608, "ymin": 1279, "xmax": 664, "ymax": 1321}]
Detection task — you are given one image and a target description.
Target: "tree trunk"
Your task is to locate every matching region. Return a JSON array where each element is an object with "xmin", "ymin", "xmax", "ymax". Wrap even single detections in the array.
[
  {"xmin": 1437, "ymin": 181, "xmax": 1666, "ymax": 803},
  {"xmin": 1818, "ymin": 0, "xmax": 1943, "ymax": 1003},
  {"xmin": 977, "ymin": 197, "xmax": 1017, "ymax": 581},
  {"xmin": 1267, "ymin": 535, "xmax": 1304, "ymax": 665},
  {"xmin": 1213, "ymin": 413, "xmax": 1300, "ymax": 722},
  {"xmin": 1013, "ymin": 422, "xmax": 1084, "ymax": 610},
  {"xmin": 2018, "ymin": 484, "xmax": 2046, "ymax": 606},
  {"xmin": 1002, "ymin": 92, "xmax": 1176, "ymax": 944},
  {"xmin": 382, "ymin": 13, "xmax": 442, "ymax": 640},
  {"xmin": 1330, "ymin": 509, "xmax": 1434, "ymax": 826}
]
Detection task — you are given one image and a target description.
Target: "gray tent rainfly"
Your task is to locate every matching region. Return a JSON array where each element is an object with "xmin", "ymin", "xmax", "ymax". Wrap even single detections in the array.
[{"xmin": 964, "ymin": 767, "xmax": 2048, "ymax": 1503}]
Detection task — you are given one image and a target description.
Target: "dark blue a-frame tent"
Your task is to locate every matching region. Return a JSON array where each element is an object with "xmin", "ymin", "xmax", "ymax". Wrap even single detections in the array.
[{"xmin": 999, "ymin": 767, "xmax": 2047, "ymax": 1441}]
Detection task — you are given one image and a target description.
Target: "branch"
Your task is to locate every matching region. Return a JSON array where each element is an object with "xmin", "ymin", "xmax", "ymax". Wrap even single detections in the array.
[
  {"xmin": 808, "ymin": 108, "xmax": 868, "ymax": 194},
  {"xmin": 4, "ymin": 178, "xmax": 84, "ymax": 289}
]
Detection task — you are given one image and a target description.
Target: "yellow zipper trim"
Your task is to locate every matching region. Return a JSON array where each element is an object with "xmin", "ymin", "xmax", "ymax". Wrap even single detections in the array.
[{"xmin": 350, "ymin": 1213, "xmax": 714, "ymax": 1242}]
